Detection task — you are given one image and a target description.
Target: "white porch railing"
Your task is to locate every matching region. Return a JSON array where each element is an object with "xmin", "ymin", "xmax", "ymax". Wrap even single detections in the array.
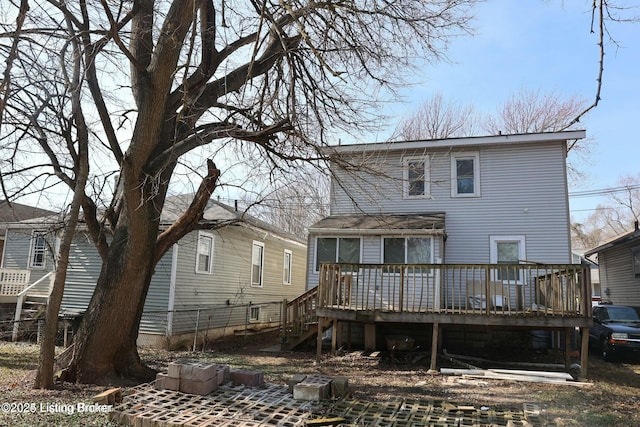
[
  {"xmin": 12, "ymin": 271, "xmax": 54, "ymax": 341},
  {"xmin": 0, "ymin": 269, "xmax": 31, "ymax": 295}
]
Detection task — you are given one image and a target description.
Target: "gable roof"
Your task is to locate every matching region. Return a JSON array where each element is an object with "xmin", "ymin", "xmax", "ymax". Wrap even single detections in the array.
[
  {"xmin": 585, "ymin": 224, "xmax": 640, "ymax": 256},
  {"xmin": 309, "ymin": 213, "xmax": 446, "ymax": 236},
  {"xmin": 0, "ymin": 200, "xmax": 56, "ymax": 238}
]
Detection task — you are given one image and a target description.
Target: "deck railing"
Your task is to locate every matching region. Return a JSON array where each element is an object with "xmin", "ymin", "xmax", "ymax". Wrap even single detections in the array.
[
  {"xmin": 318, "ymin": 263, "xmax": 591, "ymax": 318},
  {"xmin": 282, "ymin": 286, "xmax": 318, "ymax": 341},
  {"xmin": 0, "ymin": 269, "xmax": 31, "ymax": 296}
]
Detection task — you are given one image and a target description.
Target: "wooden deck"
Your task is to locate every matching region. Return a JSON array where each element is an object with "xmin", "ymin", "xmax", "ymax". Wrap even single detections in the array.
[{"xmin": 312, "ymin": 262, "xmax": 593, "ymax": 374}]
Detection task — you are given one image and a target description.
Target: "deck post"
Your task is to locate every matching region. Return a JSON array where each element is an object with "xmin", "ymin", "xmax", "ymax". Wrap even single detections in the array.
[
  {"xmin": 331, "ymin": 319, "xmax": 338, "ymax": 355},
  {"xmin": 564, "ymin": 327, "xmax": 572, "ymax": 369},
  {"xmin": 364, "ymin": 323, "xmax": 376, "ymax": 351},
  {"xmin": 429, "ymin": 322, "xmax": 439, "ymax": 372},
  {"xmin": 316, "ymin": 317, "xmax": 324, "ymax": 362},
  {"xmin": 580, "ymin": 327, "xmax": 589, "ymax": 378}
]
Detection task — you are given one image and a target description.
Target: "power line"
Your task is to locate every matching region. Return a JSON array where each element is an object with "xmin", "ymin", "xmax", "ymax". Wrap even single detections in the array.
[{"xmin": 569, "ymin": 184, "xmax": 640, "ymax": 199}]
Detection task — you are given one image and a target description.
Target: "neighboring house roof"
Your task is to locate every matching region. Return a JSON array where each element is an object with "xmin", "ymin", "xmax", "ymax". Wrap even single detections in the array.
[
  {"xmin": 585, "ymin": 224, "xmax": 640, "ymax": 256},
  {"xmin": 2, "ymin": 195, "xmax": 306, "ymax": 246},
  {"xmin": 0, "ymin": 200, "xmax": 55, "ymax": 237},
  {"xmin": 309, "ymin": 213, "xmax": 446, "ymax": 236}
]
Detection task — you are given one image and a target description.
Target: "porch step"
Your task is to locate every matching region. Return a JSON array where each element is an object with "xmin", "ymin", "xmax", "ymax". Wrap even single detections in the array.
[{"xmin": 282, "ymin": 322, "xmax": 323, "ymax": 351}]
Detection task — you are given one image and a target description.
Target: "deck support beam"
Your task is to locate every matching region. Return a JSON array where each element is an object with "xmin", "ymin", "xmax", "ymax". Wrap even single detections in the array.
[
  {"xmin": 316, "ymin": 317, "xmax": 324, "ymax": 362},
  {"xmin": 430, "ymin": 322, "xmax": 439, "ymax": 372},
  {"xmin": 580, "ymin": 326, "xmax": 589, "ymax": 378}
]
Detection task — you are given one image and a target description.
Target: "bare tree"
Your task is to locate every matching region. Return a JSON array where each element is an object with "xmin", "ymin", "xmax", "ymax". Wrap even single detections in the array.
[
  {"xmin": 250, "ymin": 166, "xmax": 330, "ymax": 238},
  {"xmin": 572, "ymin": 174, "xmax": 640, "ymax": 250},
  {"xmin": 0, "ymin": 0, "xmax": 478, "ymax": 384},
  {"xmin": 391, "ymin": 92, "xmax": 480, "ymax": 140}
]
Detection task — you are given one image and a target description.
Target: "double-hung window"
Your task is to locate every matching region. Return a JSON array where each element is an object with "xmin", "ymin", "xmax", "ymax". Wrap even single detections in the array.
[
  {"xmin": 283, "ymin": 249, "xmax": 292, "ymax": 285},
  {"xmin": 315, "ymin": 237, "xmax": 361, "ymax": 271},
  {"xmin": 195, "ymin": 232, "xmax": 214, "ymax": 274},
  {"xmin": 403, "ymin": 156, "xmax": 430, "ymax": 199},
  {"xmin": 251, "ymin": 241, "xmax": 265, "ymax": 287},
  {"xmin": 29, "ymin": 231, "xmax": 47, "ymax": 269},
  {"xmin": 490, "ymin": 235, "xmax": 526, "ymax": 282},
  {"xmin": 451, "ymin": 152, "xmax": 480, "ymax": 197}
]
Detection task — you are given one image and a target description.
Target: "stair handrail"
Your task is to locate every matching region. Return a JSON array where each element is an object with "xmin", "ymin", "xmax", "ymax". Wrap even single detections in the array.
[
  {"xmin": 12, "ymin": 271, "xmax": 54, "ymax": 342},
  {"xmin": 283, "ymin": 286, "xmax": 318, "ymax": 343}
]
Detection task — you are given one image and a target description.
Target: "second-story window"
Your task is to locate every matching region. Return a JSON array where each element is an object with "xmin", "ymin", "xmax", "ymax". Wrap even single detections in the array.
[
  {"xmin": 29, "ymin": 231, "xmax": 47, "ymax": 269},
  {"xmin": 451, "ymin": 152, "xmax": 480, "ymax": 197},
  {"xmin": 403, "ymin": 156, "xmax": 430, "ymax": 199}
]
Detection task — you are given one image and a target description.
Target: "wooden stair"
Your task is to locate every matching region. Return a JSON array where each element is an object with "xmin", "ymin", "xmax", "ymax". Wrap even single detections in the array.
[{"xmin": 281, "ymin": 286, "xmax": 326, "ymax": 350}]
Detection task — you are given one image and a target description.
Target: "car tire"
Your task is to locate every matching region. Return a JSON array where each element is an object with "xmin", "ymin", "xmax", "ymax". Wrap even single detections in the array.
[{"xmin": 601, "ymin": 338, "xmax": 614, "ymax": 362}]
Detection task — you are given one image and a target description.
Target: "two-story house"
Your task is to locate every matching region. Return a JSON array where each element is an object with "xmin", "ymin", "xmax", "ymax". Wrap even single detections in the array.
[{"xmin": 298, "ymin": 130, "xmax": 592, "ymax": 373}]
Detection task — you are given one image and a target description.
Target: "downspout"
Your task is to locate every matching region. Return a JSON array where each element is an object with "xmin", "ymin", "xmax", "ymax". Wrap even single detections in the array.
[{"xmin": 167, "ymin": 244, "xmax": 179, "ymax": 337}]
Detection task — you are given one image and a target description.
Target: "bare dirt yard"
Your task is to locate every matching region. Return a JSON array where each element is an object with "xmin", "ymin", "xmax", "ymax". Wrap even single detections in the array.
[{"xmin": 1, "ymin": 333, "xmax": 639, "ymax": 426}]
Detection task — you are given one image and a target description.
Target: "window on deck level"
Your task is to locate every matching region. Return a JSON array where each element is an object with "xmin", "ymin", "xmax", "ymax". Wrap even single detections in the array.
[
  {"xmin": 490, "ymin": 235, "xmax": 526, "ymax": 282},
  {"xmin": 315, "ymin": 237, "xmax": 361, "ymax": 271}
]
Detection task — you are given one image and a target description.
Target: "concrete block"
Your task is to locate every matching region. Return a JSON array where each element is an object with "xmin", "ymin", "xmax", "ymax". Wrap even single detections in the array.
[
  {"xmin": 180, "ymin": 363, "xmax": 194, "ymax": 380},
  {"xmin": 191, "ymin": 363, "xmax": 217, "ymax": 382},
  {"xmin": 230, "ymin": 369, "xmax": 264, "ymax": 387},
  {"xmin": 216, "ymin": 365, "xmax": 230, "ymax": 384},
  {"xmin": 155, "ymin": 373, "xmax": 180, "ymax": 391},
  {"xmin": 293, "ymin": 375, "xmax": 331, "ymax": 401},
  {"xmin": 288, "ymin": 374, "xmax": 307, "ymax": 393},
  {"xmin": 331, "ymin": 376, "xmax": 349, "ymax": 398},
  {"xmin": 167, "ymin": 362, "xmax": 182, "ymax": 378},
  {"xmin": 179, "ymin": 377, "xmax": 217, "ymax": 395}
]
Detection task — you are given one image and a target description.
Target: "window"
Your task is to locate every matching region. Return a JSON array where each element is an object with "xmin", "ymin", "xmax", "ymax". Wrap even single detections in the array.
[
  {"xmin": 315, "ymin": 237, "xmax": 361, "ymax": 271},
  {"xmin": 451, "ymin": 152, "xmax": 480, "ymax": 197},
  {"xmin": 29, "ymin": 232, "xmax": 47, "ymax": 269},
  {"xmin": 490, "ymin": 235, "xmax": 526, "ymax": 282},
  {"xmin": 633, "ymin": 247, "xmax": 640, "ymax": 278},
  {"xmin": 251, "ymin": 241, "xmax": 265, "ymax": 287},
  {"xmin": 383, "ymin": 237, "xmax": 433, "ymax": 272},
  {"xmin": 249, "ymin": 306, "xmax": 260, "ymax": 322},
  {"xmin": 195, "ymin": 232, "xmax": 213, "ymax": 274},
  {"xmin": 283, "ymin": 249, "xmax": 292, "ymax": 285},
  {"xmin": 403, "ymin": 156, "xmax": 430, "ymax": 198}
]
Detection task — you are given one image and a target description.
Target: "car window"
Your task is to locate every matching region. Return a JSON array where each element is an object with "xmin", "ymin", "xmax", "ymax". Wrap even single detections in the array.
[
  {"xmin": 595, "ymin": 308, "xmax": 608, "ymax": 321},
  {"xmin": 605, "ymin": 306, "xmax": 640, "ymax": 322}
]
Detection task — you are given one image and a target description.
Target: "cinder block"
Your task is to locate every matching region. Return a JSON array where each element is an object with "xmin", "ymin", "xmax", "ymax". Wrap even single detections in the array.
[
  {"xmin": 288, "ymin": 374, "xmax": 307, "ymax": 393},
  {"xmin": 230, "ymin": 369, "xmax": 264, "ymax": 387},
  {"xmin": 192, "ymin": 363, "xmax": 217, "ymax": 382},
  {"xmin": 179, "ymin": 377, "xmax": 218, "ymax": 395},
  {"xmin": 331, "ymin": 376, "xmax": 349, "ymax": 398},
  {"xmin": 155, "ymin": 373, "xmax": 180, "ymax": 391},
  {"xmin": 216, "ymin": 365, "xmax": 230, "ymax": 384},
  {"xmin": 293, "ymin": 376, "xmax": 331, "ymax": 401},
  {"xmin": 180, "ymin": 363, "xmax": 194, "ymax": 380},
  {"xmin": 167, "ymin": 362, "xmax": 182, "ymax": 378}
]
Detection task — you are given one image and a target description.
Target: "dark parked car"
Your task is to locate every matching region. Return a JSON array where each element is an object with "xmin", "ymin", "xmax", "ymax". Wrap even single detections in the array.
[{"xmin": 590, "ymin": 305, "xmax": 640, "ymax": 361}]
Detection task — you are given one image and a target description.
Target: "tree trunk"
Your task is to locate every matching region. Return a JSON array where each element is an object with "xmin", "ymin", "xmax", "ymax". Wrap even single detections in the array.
[{"xmin": 66, "ymin": 199, "xmax": 162, "ymax": 384}]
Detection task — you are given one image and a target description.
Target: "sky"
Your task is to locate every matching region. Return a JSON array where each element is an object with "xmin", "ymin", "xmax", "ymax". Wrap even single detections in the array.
[{"xmin": 366, "ymin": 0, "xmax": 639, "ymax": 223}]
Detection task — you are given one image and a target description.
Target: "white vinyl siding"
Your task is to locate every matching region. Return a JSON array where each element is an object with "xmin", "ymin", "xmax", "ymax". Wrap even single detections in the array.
[
  {"xmin": 28, "ymin": 231, "xmax": 47, "ymax": 269},
  {"xmin": 328, "ymin": 141, "xmax": 571, "ymax": 265},
  {"xmin": 403, "ymin": 156, "xmax": 430, "ymax": 199},
  {"xmin": 283, "ymin": 249, "xmax": 292, "ymax": 285},
  {"xmin": 451, "ymin": 152, "xmax": 480, "ymax": 197},
  {"xmin": 195, "ymin": 232, "xmax": 214, "ymax": 274},
  {"xmin": 251, "ymin": 241, "xmax": 265, "ymax": 287}
]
